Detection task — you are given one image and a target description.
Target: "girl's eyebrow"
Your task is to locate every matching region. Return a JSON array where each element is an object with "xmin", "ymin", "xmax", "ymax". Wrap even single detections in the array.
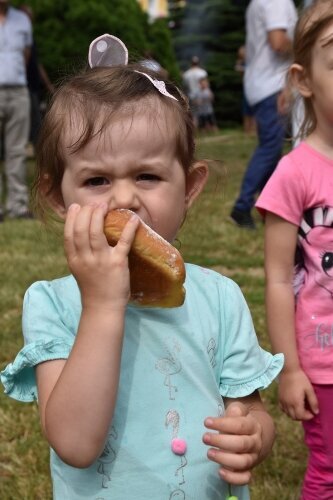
[
  {"xmin": 76, "ymin": 162, "xmax": 166, "ymax": 175},
  {"xmin": 320, "ymin": 34, "xmax": 333, "ymax": 48},
  {"xmin": 77, "ymin": 165, "xmax": 110, "ymax": 175}
]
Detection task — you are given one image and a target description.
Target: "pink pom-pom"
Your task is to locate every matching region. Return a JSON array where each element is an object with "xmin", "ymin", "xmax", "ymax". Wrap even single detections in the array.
[{"xmin": 171, "ymin": 438, "xmax": 187, "ymax": 455}]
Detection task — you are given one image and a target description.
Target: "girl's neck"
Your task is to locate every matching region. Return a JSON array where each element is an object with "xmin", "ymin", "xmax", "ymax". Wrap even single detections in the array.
[{"xmin": 305, "ymin": 124, "xmax": 333, "ymax": 161}]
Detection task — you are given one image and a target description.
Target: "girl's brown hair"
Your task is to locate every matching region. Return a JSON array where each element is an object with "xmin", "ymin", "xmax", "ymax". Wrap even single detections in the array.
[
  {"xmin": 33, "ymin": 64, "xmax": 195, "ymax": 222},
  {"xmin": 292, "ymin": 0, "xmax": 333, "ymax": 138}
]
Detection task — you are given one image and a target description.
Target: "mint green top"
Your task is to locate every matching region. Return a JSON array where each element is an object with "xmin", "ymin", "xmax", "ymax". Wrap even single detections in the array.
[{"xmin": 1, "ymin": 264, "xmax": 283, "ymax": 499}]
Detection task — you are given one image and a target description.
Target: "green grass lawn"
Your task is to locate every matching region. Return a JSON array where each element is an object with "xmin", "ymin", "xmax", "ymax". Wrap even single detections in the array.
[{"xmin": 0, "ymin": 130, "xmax": 306, "ymax": 499}]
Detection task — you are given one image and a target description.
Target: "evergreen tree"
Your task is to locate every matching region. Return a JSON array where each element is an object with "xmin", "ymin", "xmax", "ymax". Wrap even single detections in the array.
[
  {"xmin": 13, "ymin": 0, "xmax": 180, "ymax": 84},
  {"xmin": 171, "ymin": 0, "xmax": 246, "ymax": 127},
  {"xmin": 171, "ymin": 0, "xmax": 303, "ymax": 127}
]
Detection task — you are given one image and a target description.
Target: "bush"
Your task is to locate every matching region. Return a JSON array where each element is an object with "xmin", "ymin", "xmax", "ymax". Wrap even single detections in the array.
[{"xmin": 13, "ymin": 0, "xmax": 180, "ymax": 84}]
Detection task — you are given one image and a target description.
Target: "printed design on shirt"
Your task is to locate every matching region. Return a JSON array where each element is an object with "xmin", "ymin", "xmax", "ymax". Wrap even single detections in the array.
[
  {"xmin": 297, "ymin": 206, "xmax": 333, "ymax": 295},
  {"xmin": 207, "ymin": 338, "xmax": 217, "ymax": 368},
  {"xmin": 97, "ymin": 425, "xmax": 118, "ymax": 489},
  {"xmin": 166, "ymin": 409, "xmax": 188, "ymax": 486},
  {"xmin": 169, "ymin": 490, "xmax": 186, "ymax": 499},
  {"xmin": 156, "ymin": 341, "xmax": 182, "ymax": 400},
  {"xmin": 296, "ymin": 206, "xmax": 333, "ymax": 350}
]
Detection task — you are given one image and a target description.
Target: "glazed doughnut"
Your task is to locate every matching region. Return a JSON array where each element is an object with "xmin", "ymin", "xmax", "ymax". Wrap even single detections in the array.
[{"xmin": 104, "ymin": 209, "xmax": 186, "ymax": 308}]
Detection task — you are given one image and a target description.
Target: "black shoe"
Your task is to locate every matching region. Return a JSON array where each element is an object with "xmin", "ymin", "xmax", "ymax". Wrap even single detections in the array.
[{"xmin": 229, "ymin": 208, "xmax": 256, "ymax": 230}]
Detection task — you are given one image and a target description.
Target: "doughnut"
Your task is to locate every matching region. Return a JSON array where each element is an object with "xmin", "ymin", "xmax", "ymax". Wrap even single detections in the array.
[{"xmin": 104, "ymin": 209, "xmax": 186, "ymax": 308}]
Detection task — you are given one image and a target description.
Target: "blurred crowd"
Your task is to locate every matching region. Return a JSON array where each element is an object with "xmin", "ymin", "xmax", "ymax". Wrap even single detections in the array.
[
  {"xmin": 0, "ymin": 0, "xmax": 312, "ymax": 225},
  {"xmin": 0, "ymin": 0, "xmax": 53, "ymax": 222}
]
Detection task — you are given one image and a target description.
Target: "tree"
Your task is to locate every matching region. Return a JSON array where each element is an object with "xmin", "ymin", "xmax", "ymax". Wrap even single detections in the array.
[
  {"xmin": 171, "ymin": 0, "xmax": 246, "ymax": 127},
  {"xmin": 13, "ymin": 0, "xmax": 180, "ymax": 83},
  {"xmin": 171, "ymin": 0, "xmax": 304, "ymax": 127}
]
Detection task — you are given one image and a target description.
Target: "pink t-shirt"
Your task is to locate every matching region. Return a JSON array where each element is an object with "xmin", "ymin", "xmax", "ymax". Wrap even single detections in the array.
[{"xmin": 256, "ymin": 142, "xmax": 333, "ymax": 384}]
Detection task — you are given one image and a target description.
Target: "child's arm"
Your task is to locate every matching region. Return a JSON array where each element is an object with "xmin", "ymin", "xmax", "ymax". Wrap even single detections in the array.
[
  {"xmin": 203, "ymin": 391, "xmax": 274, "ymax": 485},
  {"xmin": 36, "ymin": 203, "xmax": 139, "ymax": 468},
  {"xmin": 265, "ymin": 212, "xmax": 318, "ymax": 420}
]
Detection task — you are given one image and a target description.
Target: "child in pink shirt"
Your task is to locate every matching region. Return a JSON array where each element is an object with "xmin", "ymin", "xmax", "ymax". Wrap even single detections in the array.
[{"xmin": 256, "ymin": 2, "xmax": 333, "ymax": 498}]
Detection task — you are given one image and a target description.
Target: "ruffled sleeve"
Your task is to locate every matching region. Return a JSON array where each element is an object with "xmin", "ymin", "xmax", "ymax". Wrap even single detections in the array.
[
  {"xmin": 218, "ymin": 278, "xmax": 284, "ymax": 398},
  {"xmin": 1, "ymin": 277, "xmax": 80, "ymax": 402}
]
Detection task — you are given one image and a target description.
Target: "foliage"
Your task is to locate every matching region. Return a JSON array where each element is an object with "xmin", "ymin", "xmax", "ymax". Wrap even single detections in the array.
[
  {"xmin": 145, "ymin": 18, "xmax": 181, "ymax": 82},
  {"xmin": 171, "ymin": 0, "xmax": 246, "ymax": 127},
  {"xmin": 12, "ymin": 0, "xmax": 180, "ymax": 83},
  {"xmin": 0, "ymin": 131, "xmax": 306, "ymax": 499},
  {"xmin": 171, "ymin": 0, "xmax": 305, "ymax": 127}
]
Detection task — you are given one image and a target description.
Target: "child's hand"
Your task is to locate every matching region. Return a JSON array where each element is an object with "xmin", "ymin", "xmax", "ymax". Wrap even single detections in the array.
[
  {"xmin": 278, "ymin": 369, "xmax": 319, "ymax": 421},
  {"xmin": 203, "ymin": 402, "xmax": 262, "ymax": 485},
  {"xmin": 64, "ymin": 203, "xmax": 139, "ymax": 310}
]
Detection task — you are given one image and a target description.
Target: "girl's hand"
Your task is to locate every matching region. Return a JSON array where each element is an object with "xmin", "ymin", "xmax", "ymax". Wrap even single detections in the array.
[
  {"xmin": 64, "ymin": 203, "xmax": 139, "ymax": 311},
  {"xmin": 203, "ymin": 402, "xmax": 262, "ymax": 485},
  {"xmin": 278, "ymin": 369, "xmax": 319, "ymax": 421}
]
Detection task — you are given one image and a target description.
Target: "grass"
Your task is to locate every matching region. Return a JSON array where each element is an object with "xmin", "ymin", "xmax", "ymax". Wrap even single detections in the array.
[{"xmin": 0, "ymin": 130, "xmax": 306, "ymax": 499}]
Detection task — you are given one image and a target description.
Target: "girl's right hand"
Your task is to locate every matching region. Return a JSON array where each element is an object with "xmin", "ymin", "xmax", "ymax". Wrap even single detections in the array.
[
  {"xmin": 278, "ymin": 369, "xmax": 319, "ymax": 421},
  {"xmin": 64, "ymin": 203, "xmax": 139, "ymax": 311}
]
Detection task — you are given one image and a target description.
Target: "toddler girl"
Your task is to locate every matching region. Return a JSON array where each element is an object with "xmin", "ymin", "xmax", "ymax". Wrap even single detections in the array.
[
  {"xmin": 256, "ymin": 2, "xmax": 333, "ymax": 497},
  {"xmin": 1, "ymin": 35, "xmax": 282, "ymax": 499}
]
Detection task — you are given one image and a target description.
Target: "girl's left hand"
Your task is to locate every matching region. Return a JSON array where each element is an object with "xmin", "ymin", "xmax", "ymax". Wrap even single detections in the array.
[{"xmin": 203, "ymin": 402, "xmax": 262, "ymax": 485}]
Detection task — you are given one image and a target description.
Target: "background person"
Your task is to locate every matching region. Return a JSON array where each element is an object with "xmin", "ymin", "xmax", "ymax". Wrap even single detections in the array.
[
  {"xmin": 230, "ymin": 0, "xmax": 297, "ymax": 230},
  {"xmin": 182, "ymin": 55, "xmax": 207, "ymax": 128},
  {"xmin": 1, "ymin": 36, "xmax": 283, "ymax": 499},
  {"xmin": 20, "ymin": 4, "xmax": 55, "ymax": 154},
  {"xmin": 0, "ymin": 0, "xmax": 32, "ymax": 220},
  {"xmin": 235, "ymin": 45, "xmax": 256, "ymax": 135},
  {"xmin": 195, "ymin": 76, "xmax": 218, "ymax": 133},
  {"xmin": 256, "ymin": 2, "xmax": 333, "ymax": 497}
]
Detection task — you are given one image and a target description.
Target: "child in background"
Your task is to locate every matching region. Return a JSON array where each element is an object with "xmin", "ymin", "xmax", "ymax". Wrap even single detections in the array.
[
  {"xmin": 256, "ymin": 2, "xmax": 333, "ymax": 497},
  {"xmin": 195, "ymin": 76, "xmax": 218, "ymax": 133},
  {"xmin": 1, "ymin": 35, "xmax": 283, "ymax": 500}
]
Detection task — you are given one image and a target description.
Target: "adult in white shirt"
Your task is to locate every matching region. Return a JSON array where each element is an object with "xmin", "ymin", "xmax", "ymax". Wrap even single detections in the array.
[
  {"xmin": 182, "ymin": 56, "xmax": 207, "ymax": 127},
  {"xmin": 230, "ymin": 0, "xmax": 297, "ymax": 229},
  {"xmin": 0, "ymin": 0, "xmax": 32, "ymax": 220}
]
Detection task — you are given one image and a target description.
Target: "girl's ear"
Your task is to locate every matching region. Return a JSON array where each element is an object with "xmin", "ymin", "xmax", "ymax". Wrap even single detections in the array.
[
  {"xmin": 289, "ymin": 63, "xmax": 312, "ymax": 98},
  {"xmin": 185, "ymin": 161, "xmax": 209, "ymax": 209},
  {"xmin": 49, "ymin": 194, "xmax": 67, "ymax": 220},
  {"xmin": 41, "ymin": 175, "xmax": 67, "ymax": 219}
]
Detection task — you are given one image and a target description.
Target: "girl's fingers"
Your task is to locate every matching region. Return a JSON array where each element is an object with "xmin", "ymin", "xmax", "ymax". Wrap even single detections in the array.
[
  {"xmin": 204, "ymin": 414, "xmax": 255, "ymax": 436},
  {"xmin": 65, "ymin": 205, "xmax": 139, "ymax": 264},
  {"xmin": 305, "ymin": 387, "xmax": 319, "ymax": 416},
  {"xmin": 64, "ymin": 203, "xmax": 81, "ymax": 259},
  {"xmin": 113, "ymin": 214, "xmax": 140, "ymax": 256},
  {"xmin": 89, "ymin": 203, "xmax": 109, "ymax": 253},
  {"xmin": 219, "ymin": 467, "xmax": 252, "ymax": 486},
  {"xmin": 207, "ymin": 444, "xmax": 254, "ymax": 484},
  {"xmin": 72, "ymin": 204, "xmax": 96, "ymax": 254},
  {"xmin": 207, "ymin": 447, "xmax": 255, "ymax": 471},
  {"xmin": 203, "ymin": 432, "xmax": 257, "ymax": 454}
]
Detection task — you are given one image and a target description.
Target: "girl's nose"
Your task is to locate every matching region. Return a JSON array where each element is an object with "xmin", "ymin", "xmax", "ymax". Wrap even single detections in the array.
[{"xmin": 109, "ymin": 181, "xmax": 139, "ymax": 212}]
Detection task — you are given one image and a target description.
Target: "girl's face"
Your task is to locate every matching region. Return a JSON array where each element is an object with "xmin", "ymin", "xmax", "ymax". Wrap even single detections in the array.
[
  {"xmin": 58, "ymin": 105, "xmax": 206, "ymax": 243},
  {"xmin": 307, "ymin": 21, "xmax": 333, "ymax": 127}
]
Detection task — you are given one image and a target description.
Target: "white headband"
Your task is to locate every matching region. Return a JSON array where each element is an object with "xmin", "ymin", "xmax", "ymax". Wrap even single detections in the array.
[{"xmin": 88, "ymin": 34, "xmax": 178, "ymax": 102}]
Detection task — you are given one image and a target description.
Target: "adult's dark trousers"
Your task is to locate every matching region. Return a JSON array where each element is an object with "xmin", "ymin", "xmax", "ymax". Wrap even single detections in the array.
[
  {"xmin": 234, "ymin": 92, "xmax": 286, "ymax": 213},
  {"xmin": 29, "ymin": 90, "xmax": 42, "ymax": 146}
]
